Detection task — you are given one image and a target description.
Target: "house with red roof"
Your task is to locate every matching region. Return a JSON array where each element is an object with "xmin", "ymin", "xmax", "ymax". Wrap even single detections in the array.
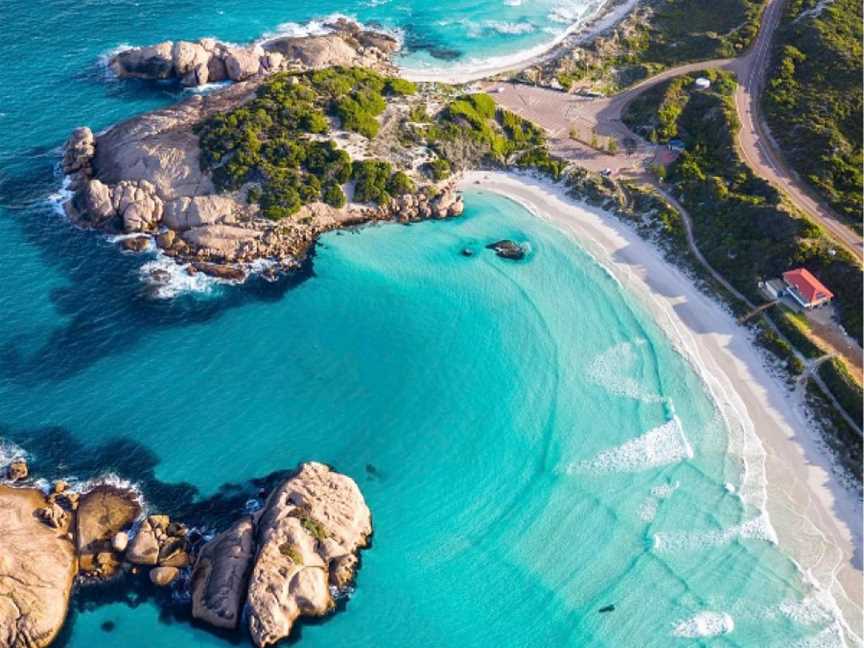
[{"xmin": 782, "ymin": 268, "xmax": 834, "ymax": 309}]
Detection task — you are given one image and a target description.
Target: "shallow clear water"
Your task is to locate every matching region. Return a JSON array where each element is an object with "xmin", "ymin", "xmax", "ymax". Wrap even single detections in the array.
[{"xmin": 0, "ymin": 1, "xmax": 845, "ymax": 646}]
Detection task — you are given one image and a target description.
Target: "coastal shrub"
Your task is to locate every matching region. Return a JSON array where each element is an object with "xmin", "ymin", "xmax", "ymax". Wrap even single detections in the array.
[
  {"xmin": 624, "ymin": 70, "xmax": 862, "ymax": 346},
  {"xmin": 770, "ymin": 307, "xmax": 823, "ymax": 359},
  {"xmin": 387, "ymin": 171, "xmax": 415, "ymax": 196},
  {"xmin": 426, "ymin": 158, "xmax": 451, "ymax": 181},
  {"xmin": 805, "ymin": 381, "xmax": 863, "ymax": 479},
  {"xmin": 352, "ymin": 159, "xmax": 393, "ymax": 204},
  {"xmin": 464, "ymin": 93, "xmax": 497, "ymax": 119},
  {"xmin": 764, "ymin": 0, "xmax": 863, "ymax": 229},
  {"xmin": 818, "ymin": 358, "xmax": 864, "ymax": 428},
  {"xmin": 195, "ymin": 68, "xmax": 431, "ymax": 217},
  {"xmin": 336, "ymin": 97, "xmax": 380, "ymax": 138},
  {"xmin": 386, "ymin": 78, "xmax": 417, "ymax": 96},
  {"xmin": 322, "ymin": 182, "xmax": 347, "ymax": 208}
]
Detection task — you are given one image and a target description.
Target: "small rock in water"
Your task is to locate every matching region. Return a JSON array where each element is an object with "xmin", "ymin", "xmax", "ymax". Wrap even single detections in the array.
[
  {"xmin": 100, "ymin": 620, "xmax": 115, "ymax": 633},
  {"xmin": 6, "ymin": 458, "xmax": 28, "ymax": 481},
  {"xmin": 149, "ymin": 565, "xmax": 179, "ymax": 587},
  {"xmin": 486, "ymin": 240, "xmax": 525, "ymax": 260},
  {"xmin": 365, "ymin": 463, "xmax": 381, "ymax": 479},
  {"xmin": 461, "ymin": 248, "xmax": 474, "ymax": 257},
  {"xmin": 599, "ymin": 604, "xmax": 615, "ymax": 613},
  {"xmin": 120, "ymin": 236, "xmax": 151, "ymax": 252}
]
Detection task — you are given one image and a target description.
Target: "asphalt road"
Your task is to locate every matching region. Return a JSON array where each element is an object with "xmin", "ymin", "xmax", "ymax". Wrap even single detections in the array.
[{"xmin": 487, "ymin": 0, "xmax": 864, "ymax": 262}]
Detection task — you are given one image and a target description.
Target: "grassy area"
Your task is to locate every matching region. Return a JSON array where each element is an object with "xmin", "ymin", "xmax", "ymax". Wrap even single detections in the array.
[
  {"xmin": 623, "ymin": 69, "xmax": 862, "ymax": 347},
  {"xmin": 764, "ymin": 0, "xmax": 863, "ymax": 231},
  {"xmin": 818, "ymin": 357, "xmax": 864, "ymax": 429},
  {"xmin": 195, "ymin": 67, "xmax": 417, "ymax": 218},
  {"xmin": 771, "ymin": 305, "xmax": 824, "ymax": 359},
  {"xmin": 526, "ymin": 0, "xmax": 765, "ymax": 93}
]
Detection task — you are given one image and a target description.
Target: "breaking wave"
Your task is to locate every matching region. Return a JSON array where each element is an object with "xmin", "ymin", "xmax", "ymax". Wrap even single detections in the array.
[{"xmin": 568, "ymin": 417, "xmax": 692, "ymax": 475}]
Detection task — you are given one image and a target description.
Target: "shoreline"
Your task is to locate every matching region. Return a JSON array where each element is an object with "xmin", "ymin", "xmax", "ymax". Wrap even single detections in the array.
[
  {"xmin": 458, "ymin": 170, "xmax": 863, "ymax": 643},
  {"xmin": 399, "ymin": 0, "xmax": 637, "ymax": 84}
]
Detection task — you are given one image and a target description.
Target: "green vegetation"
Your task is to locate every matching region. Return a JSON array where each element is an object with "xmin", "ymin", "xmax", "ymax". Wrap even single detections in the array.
[
  {"xmin": 195, "ymin": 67, "xmax": 417, "ymax": 219},
  {"xmin": 771, "ymin": 305, "xmax": 824, "ymax": 359},
  {"xmin": 623, "ymin": 70, "xmax": 862, "ymax": 346},
  {"xmin": 805, "ymin": 381, "xmax": 862, "ymax": 480},
  {"xmin": 818, "ymin": 358, "xmax": 864, "ymax": 428},
  {"xmin": 425, "ymin": 158, "xmax": 451, "ymax": 181},
  {"xmin": 301, "ymin": 516, "xmax": 329, "ymax": 541},
  {"xmin": 542, "ymin": 0, "xmax": 765, "ymax": 92},
  {"xmin": 411, "ymin": 92, "xmax": 567, "ymax": 177},
  {"xmin": 387, "ymin": 171, "xmax": 415, "ymax": 196},
  {"xmin": 764, "ymin": 0, "xmax": 863, "ymax": 229},
  {"xmin": 278, "ymin": 542, "xmax": 304, "ymax": 564},
  {"xmin": 351, "ymin": 159, "xmax": 394, "ymax": 205}
]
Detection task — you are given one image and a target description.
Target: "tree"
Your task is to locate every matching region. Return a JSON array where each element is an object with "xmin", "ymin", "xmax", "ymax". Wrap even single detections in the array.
[
  {"xmin": 387, "ymin": 171, "xmax": 415, "ymax": 196},
  {"xmin": 322, "ymin": 183, "xmax": 347, "ymax": 208}
]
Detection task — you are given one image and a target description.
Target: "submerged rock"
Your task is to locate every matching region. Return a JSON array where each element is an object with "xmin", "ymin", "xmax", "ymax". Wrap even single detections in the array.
[
  {"xmin": 0, "ymin": 485, "xmax": 77, "ymax": 648},
  {"xmin": 486, "ymin": 239, "xmax": 526, "ymax": 260}
]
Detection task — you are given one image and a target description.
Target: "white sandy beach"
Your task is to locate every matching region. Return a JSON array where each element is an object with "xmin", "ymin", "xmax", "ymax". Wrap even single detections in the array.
[
  {"xmin": 459, "ymin": 171, "xmax": 863, "ymax": 644},
  {"xmin": 401, "ymin": 0, "xmax": 638, "ymax": 84}
]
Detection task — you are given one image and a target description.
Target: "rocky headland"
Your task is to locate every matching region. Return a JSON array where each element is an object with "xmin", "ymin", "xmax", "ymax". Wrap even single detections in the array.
[
  {"xmin": 0, "ymin": 457, "xmax": 371, "ymax": 648},
  {"xmin": 62, "ymin": 21, "xmax": 464, "ymax": 291}
]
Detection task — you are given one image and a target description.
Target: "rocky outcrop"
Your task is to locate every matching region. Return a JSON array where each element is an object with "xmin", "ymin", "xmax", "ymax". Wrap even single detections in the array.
[
  {"xmin": 0, "ymin": 485, "xmax": 77, "ymax": 648},
  {"xmin": 191, "ymin": 516, "xmax": 256, "ymax": 629},
  {"xmin": 0, "ymin": 459, "xmax": 371, "ymax": 648},
  {"xmin": 61, "ymin": 76, "xmax": 464, "ymax": 291},
  {"xmin": 109, "ymin": 19, "xmax": 398, "ymax": 87},
  {"xmin": 126, "ymin": 514, "xmax": 190, "ymax": 570},
  {"xmin": 76, "ymin": 486, "xmax": 141, "ymax": 578},
  {"xmin": 486, "ymin": 240, "xmax": 526, "ymax": 260},
  {"xmin": 246, "ymin": 462, "xmax": 372, "ymax": 647},
  {"xmin": 149, "ymin": 566, "xmax": 179, "ymax": 587},
  {"xmin": 6, "ymin": 458, "xmax": 28, "ymax": 481}
]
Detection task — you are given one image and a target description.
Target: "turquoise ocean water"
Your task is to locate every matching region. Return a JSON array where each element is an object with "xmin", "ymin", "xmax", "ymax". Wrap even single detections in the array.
[{"xmin": 0, "ymin": 1, "xmax": 846, "ymax": 646}]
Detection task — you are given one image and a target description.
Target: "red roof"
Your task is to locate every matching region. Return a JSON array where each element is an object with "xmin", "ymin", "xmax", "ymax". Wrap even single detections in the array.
[{"xmin": 783, "ymin": 268, "xmax": 834, "ymax": 304}]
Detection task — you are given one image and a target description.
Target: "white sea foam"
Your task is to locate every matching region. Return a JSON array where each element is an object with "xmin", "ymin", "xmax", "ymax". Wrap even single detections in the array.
[
  {"xmin": 139, "ymin": 254, "xmax": 221, "ymax": 299},
  {"xmin": 181, "ymin": 80, "xmax": 233, "ymax": 95},
  {"xmin": 653, "ymin": 513, "xmax": 778, "ymax": 553},
  {"xmin": 109, "ymin": 233, "xmax": 156, "ymax": 252},
  {"xmin": 46, "ymin": 174, "xmax": 73, "ymax": 218},
  {"xmin": 0, "ymin": 439, "xmax": 28, "ymax": 471},
  {"xmin": 97, "ymin": 42, "xmax": 133, "ymax": 80},
  {"xmin": 485, "ymin": 21, "xmax": 536, "ymax": 35},
  {"xmin": 401, "ymin": 0, "xmax": 635, "ymax": 83},
  {"xmin": 586, "ymin": 340, "xmax": 664, "ymax": 402},
  {"xmin": 672, "ymin": 611, "xmax": 735, "ymax": 638},
  {"xmin": 260, "ymin": 13, "xmax": 404, "ymax": 48},
  {"xmin": 569, "ymin": 417, "xmax": 692, "ymax": 475},
  {"xmin": 783, "ymin": 626, "xmax": 846, "ymax": 648}
]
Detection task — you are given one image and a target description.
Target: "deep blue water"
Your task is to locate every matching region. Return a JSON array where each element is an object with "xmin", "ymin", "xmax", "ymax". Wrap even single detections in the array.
[{"xmin": 0, "ymin": 1, "xmax": 846, "ymax": 646}]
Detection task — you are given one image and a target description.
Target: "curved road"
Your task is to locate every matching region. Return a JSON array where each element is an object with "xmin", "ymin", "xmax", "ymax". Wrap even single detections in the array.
[{"xmin": 487, "ymin": 0, "xmax": 863, "ymax": 261}]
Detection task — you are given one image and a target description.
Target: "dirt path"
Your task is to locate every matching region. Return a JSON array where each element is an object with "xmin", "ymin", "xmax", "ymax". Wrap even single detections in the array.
[{"xmin": 486, "ymin": 0, "xmax": 864, "ymax": 261}]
